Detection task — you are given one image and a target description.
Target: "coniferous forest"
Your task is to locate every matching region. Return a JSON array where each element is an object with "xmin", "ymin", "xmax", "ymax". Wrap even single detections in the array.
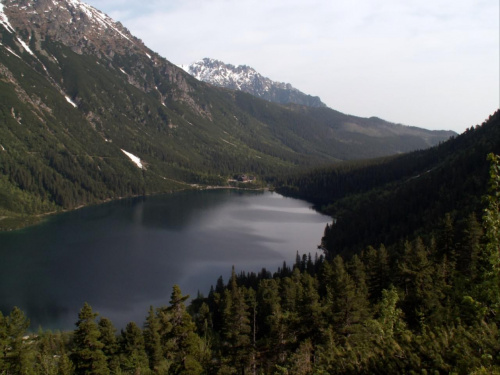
[
  {"xmin": 0, "ymin": 1, "xmax": 498, "ymax": 373},
  {"xmin": 0, "ymin": 112, "xmax": 500, "ymax": 374}
]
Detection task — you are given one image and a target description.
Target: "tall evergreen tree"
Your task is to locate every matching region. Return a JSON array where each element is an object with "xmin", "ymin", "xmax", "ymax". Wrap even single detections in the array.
[
  {"xmin": 220, "ymin": 268, "xmax": 251, "ymax": 374},
  {"xmin": 7, "ymin": 307, "xmax": 35, "ymax": 375},
  {"xmin": 0, "ymin": 311, "xmax": 8, "ymax": 373},
  {"xmin": 34, "ymin": 331, "xmax": 60, "ymax": 375},
  {"xmin": 72, "ymin": 303, "xmax": 110, "ymax": 375},
  {"xmin": 3, "ymin": 307, "xmax": 35, "ymax": 374},
  {"xmin": 143, "ymin": 306, "xmax": 163, "ymax": 372},
  {"xmin": 119, "ymin": 321, "xmax": 149, "ymax": 374},
  {"xmin": 257, "ymin": 278, "xmax": 288, "ymax": 369},
  {"xmin": 297, "ymin": 272, "xmax": 323, "ymax": 343},
  {"xmin": 348, "ymin": 254, "xmax": 370, "ymax": 319},
  {"xmin": 162, "ymin": 285, "xmax": 204, "ymax": 374},
  {"xmin": 472, "ymin": 153, "xmax": 500, "ymax": 320},
  {"xmin": 325, "ymin": 256, "xmax": 369, "ymax": 334},
  {"xmin": 457, "ymin": 213, "xmax": 483, "ymax": 279},
  {"xmin": 98, "ymin": 317, "xmax": 120, "ymax": 374},
  {"xmin": 398, "ymin": 238, "xmax": 444, "ymax": 328},
  {"xmin": 364, "ymin": 244, "xmax": 392, "ymax": 302}
]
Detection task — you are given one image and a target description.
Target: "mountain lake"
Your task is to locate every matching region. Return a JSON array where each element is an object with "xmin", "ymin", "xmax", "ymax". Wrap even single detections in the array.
[{"xmin": 0, "ymin": 189, "xmax": 331, "ymax": 330}]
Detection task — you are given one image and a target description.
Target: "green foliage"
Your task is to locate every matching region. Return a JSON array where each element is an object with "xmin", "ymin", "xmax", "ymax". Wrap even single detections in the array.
[
  {"xmin": 1, "ymin": 35, "xmax": 498, "ymax": 372},
  {"xmin": 98, "ymin": 317, "xmax": 121, "ymax": 373},
  {"xmin": 119, "ymin": 322, "xmax": 150, "ymax": 374},
  {"xmin": 71, "ymin": 303, "xmax": 109, "ymax": 375},
  {"xmin": 276, "ymin": 111, "xmax": 500, "ymax": 256},
  {"xmin": 143, "ymin": 306, "xmax": 163, "ymax": 372},
  {"xmin": 480, "ymin": 153, "xmax": 500, "ymax": 315}
]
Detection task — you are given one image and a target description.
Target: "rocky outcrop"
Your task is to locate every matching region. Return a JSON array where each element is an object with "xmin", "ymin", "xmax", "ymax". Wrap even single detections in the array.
[{"xmin": 182, "ymin": 58, "xmax": 326, "ymax": 108}]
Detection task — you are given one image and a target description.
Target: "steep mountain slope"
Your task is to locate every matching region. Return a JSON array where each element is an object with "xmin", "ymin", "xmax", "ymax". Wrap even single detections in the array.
[
  {"xmin": 0, "ymin": 0, "xmax": 454, "ymax": 228},
  {"xmin": 276, "ymin": 110, "xmax": 500, "ymax": 256},
  {"xmin": 181, "ymin": 58, "xmax": 327, "ymax": 108}
]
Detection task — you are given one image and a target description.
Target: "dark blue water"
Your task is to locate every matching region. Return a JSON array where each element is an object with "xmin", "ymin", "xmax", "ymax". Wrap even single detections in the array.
[{"xmin": 0, "ymin": 189, "xmax": 330, "ymax": 330}]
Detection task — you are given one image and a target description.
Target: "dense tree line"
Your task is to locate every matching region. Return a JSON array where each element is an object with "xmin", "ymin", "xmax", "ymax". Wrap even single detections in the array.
[
  {"xmin": 1, "ymin": 153, "xmax": 499, "ymax": 374},
  {"xmin": 275, "ymin": 111, "xmax": 500, "ymax": 256}
]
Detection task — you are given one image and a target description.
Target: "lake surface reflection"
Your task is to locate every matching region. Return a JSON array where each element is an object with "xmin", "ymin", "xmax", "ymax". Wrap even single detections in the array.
[{"xmin": 0, "ymin": 190, "xmax": 330, "ymax": 330}]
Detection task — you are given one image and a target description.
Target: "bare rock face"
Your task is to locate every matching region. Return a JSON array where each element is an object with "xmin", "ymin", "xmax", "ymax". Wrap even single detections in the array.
[
  {"xmin": 2, "ymin": 0, "xmax": 138, "ymax": 56},
  {"xmin": 0, "ymin": 0, "xmax": 199, "ymax": 111},
  {"xmin": 182, "ymin": 58, "xmax": 327, "ymax": 108}
]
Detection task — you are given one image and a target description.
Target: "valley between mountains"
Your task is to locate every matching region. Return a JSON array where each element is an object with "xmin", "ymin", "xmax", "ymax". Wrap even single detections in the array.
[
  {"xmin": 0, "ymin": 0, "xmax": 455, "ymax": 230},
  {"xmin": 1, "ymin": 0, "xmax": 500, "ymax": 373}
]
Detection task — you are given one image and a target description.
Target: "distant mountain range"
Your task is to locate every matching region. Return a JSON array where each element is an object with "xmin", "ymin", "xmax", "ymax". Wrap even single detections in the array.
[
  {"xmin": 181, "ymin": 58, "xmax": 327, "ymax": 108},
  {"xmin": 0, "ymin": 0, "xmax": 455, "ymax": 228}
]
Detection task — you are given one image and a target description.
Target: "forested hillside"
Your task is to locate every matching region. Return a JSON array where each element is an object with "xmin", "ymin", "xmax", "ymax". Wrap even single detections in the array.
[
  {"xmin": 276, "ymin": 110, "xmax": 500, "ymax": 256},
  {"xmin": 0, "ymin": 113, "xmax": 499, "ymax": 374},
  {"xmin": 1, "ymin": 0, "xmax": 497, "ymax": 372},
  {"xmin": 1, "ymin": 154, "xmax": 499, "ymax": 373}
]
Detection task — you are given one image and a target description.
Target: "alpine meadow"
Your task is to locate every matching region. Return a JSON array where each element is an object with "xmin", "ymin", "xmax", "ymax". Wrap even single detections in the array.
[{"xmin": 0, "ymin": 0, "xmax": 499, "ymax": 374}]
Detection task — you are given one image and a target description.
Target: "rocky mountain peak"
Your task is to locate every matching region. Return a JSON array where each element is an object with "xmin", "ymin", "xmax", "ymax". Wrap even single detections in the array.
[
  {"xmin": 181, "ymin": 57, "xmax": 327, "ymax": 108},
  {"xmin": 0, "ymin": 0, "xmax": 202, "ymax": 112},
  {"xmin": 1, "ymin": 0, "xmax": 147, "ymax": 58}
]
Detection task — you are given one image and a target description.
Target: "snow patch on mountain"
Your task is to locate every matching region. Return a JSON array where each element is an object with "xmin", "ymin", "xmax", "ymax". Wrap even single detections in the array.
[
  {"xmin": 0, "ymin": 3, "xmax": 15, "ymax": 33},
  {"xmin": 121, "ymin": 149, "xmax": 143, "ymax": 169},
  {"xmin": 15, "ymin": 37, "xmax": 35, "ymax": 57},
  {"xmin": 65, "ymin": 96, "xmax": 78, "ymax": 108},
  {"xmin": 0, "ymin": 42, "xmax": 21, "ymax": 59}
]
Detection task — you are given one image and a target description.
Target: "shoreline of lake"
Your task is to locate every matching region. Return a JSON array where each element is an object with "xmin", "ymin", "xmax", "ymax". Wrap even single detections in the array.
[
  {"xmin": 0, "ymin": 182, "xmax": 275, "ymax": 232},
  {"xmin": 0, "ymin": 189, "xmax": 331, "ymax": 330}
]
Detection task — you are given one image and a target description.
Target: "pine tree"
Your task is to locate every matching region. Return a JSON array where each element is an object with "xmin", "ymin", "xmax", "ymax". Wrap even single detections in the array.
[
  {"xmin": 220, "ymin": 268, "xmax": 251, "ymax": 374},
  {"xmin": 58, "ymin": 353, "xmax": 75, "ymax": 375},
  {"xmin": 5, "ymin": 307, "xmax": 35, "ymax": 374},
  {"xmin": 398, "ymin": 238, "xmax": 444, "ymax": 328},
  {"xmin": 72, "ymin": 303, "xmax": 110, "ymax": 375},
  {"xmin": 348, "ymin": 254, "xmax": 370, "ymax": 319},
  {"xmin": 364, "ymin": 245, "xmax": 391, "ymax": 302},
  {"xmin": 286, "ymin": 339, "xmax": 314, "ymax": 375},
  {"xmin": 471, "ymin": 153, "xmax": 500, "ymax": 320},
  {"xmin": 457, "ymin": 213, "xmax": 483, "ymax": 279},
  {"xmin": 193, "ymin": 302, "xmax": 211, "ymax": 340},
  {"xmin": 98, "ymin": 317, "xmax": 120, "ymax": 374},
  {"xmin": 162, "ymin": 285, "xmax": 204, "ymax": 374},
  {"xmin": 119, "ymin": 322, "xmax": 149, "ymax": 374},
  {"xmin": 0, "ymin": 311, "xmax": 7, "ymax": 373},
  {"xmin": 257, "ymin": 278, "xmax": 287, "ymax": 368},
  {"xmin": 143, "ymin": 306, "xmax": 163, "ymax": 372},
  {"xmin": 325, "ymin": 256, "xmax": 368, "ymax": 334},
  {"xmin": 34, "ymin": 331, "xmax": 60, "ymax": 375},
  {"xmin": 436, "ymin": 213, "xmax": 456, "ymax": 261},
  {"xmin": 297, "ymin": 272, "xmax": 323, "ymax": 343}
]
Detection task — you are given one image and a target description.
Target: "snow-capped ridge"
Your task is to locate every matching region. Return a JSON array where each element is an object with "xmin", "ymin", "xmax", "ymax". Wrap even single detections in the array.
[
  {"xmin": 181, "ymin": 58, "xmax": 326, "ymax": 108},
  {"xmin": 1, "ymin": 0, "xmax": 137, "ymax": 58},
  {"xmin": 66, "ymin": 0, "xmax": 132, "ymax": 42}
]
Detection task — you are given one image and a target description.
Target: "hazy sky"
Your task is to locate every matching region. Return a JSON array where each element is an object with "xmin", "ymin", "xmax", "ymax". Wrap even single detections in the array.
[{"xmin": 84, "ymin": 0, "xmax": 499, "ymax": 133}]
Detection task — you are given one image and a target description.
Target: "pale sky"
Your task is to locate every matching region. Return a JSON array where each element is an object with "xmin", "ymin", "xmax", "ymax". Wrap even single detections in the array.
[{"xmin": 84, "ymin": 0, "xmax": 499, "ymax": 133}]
